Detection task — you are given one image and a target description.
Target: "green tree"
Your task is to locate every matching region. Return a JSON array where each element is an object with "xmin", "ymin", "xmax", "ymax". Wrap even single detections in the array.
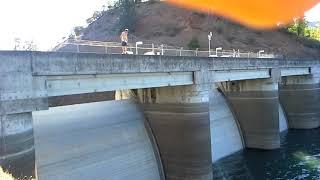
[
  {"xmin": 288, "ymin": 18, "xmax": 320, "ymax": 41},
  {"xmin": 297, "ymin": 18, "xmax": 308, "ymax": 37},
  {"xmin": 13, "ymin": 38, "xmax": 37, "ymax": 51},
  {"xmin": 118, "ymin": 0, "xmax": 137, "ymax": 32},
  {"xmin": 188, "ymin": 37, "xmax": 200, "ymax": 50},
  {"xmin": 308, "ymin": 27, "xmax": 320, "ymax": 40},
  {"xmin": 73, "ymin": 26, "xmax": 84, "ymax": 36},
  {"xmin": 86, "ymin": 11, "xmax": 103, "ymax": 24},
  {"xmin": 23, "ymin": 40, "xmax": 37, "ymax": 51},
  {"xmin": 13, "ymin": 38, "xmax": 21, "ymax": 50},
  {"xmin": 288, "ymin": 17, "xmax": 308, "ymax": 37}
]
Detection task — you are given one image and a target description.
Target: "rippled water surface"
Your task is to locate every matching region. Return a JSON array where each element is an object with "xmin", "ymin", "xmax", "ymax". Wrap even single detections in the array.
[{"xmin": 213, "ymin": 129, "xmax": 320, "ymax": 180}]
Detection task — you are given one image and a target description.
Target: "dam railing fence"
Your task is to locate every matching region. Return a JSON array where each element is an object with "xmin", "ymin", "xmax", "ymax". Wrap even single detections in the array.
[{"xmin": 55, "ymin": 39, "xmax": 279, "ymax": 58}]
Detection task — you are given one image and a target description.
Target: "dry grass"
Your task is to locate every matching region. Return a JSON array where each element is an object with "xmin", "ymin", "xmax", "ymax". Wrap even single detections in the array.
[
  {"xmin": 0, "ymin": 167, "xmax": 35, "ymax": 180},
  {"xmin": 81, "ymin": 1, "xmax": 320, "ymax": 58},
  {"xmin": 0, "ymin": 167, "xmax": 15, "ymax": 180}
]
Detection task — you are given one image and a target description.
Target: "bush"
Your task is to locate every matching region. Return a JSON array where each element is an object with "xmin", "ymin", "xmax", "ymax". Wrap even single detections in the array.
[
  {"xmin": 165, "ymin": 27, "xmax": 182, "ymax": 37},
  {"xmin": 188, "ymin": 37, "xmax": 200, "ymax": 50},
  {"xmin": 73, "ymin": 26, "xmax": 84, "ymax": 36},
  {"xmin": 298, "ymin": 37, "xmax": 320, "ymax": 48},
  {"xmin": 193, "ymin": 12, "xmax": 206, "ymax": 18},
  {"xmin": 86, "ymin": 11, "xmax": 103, "ymax": 24},
  {"xmin": 227, "ymin": 36, "xmax": 235, "ymax": 43},
  {"xmin": 216, "ymin": 26, "xmax": 223, "ymax": 34}
]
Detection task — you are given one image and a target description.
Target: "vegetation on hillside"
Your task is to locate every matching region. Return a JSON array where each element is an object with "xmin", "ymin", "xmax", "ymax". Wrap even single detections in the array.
[
  {"xmin": 13, "ymin": 38, "xmax": 37, "ymax": 51},
  {"xmin": 79, "ymin": 1, "xmax": 320, "ymax": 42},
  {"xmin": 115, "ymin": 0, "xmax": 138, "ymax": 32},
  {"xmin": 63, "ymin": 0, "xmax": 319, "ymax": 57},
  {"xmin": 188, "ymin": 37, "xmax": 200, "ymax": 50},
  {"xmin": 69, "ymin": 0, "xmax": 140, "ymax": 40},
  {"xmin": 0, "ymin": 167, "xmax": 15, "ymax": 180},
  {"xmin": 287, "ymin": 17, "xmax": 320, "ymax": 41}
]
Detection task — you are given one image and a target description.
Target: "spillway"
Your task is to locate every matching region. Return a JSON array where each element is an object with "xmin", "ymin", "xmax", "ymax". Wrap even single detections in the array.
[{"xmin": 33, "ymin": 100, "xmax": 163, "ymax": 180}]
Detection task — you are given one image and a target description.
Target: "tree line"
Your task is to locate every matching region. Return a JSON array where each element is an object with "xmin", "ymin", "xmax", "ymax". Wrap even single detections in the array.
[
  {"xmin": 287, "ymin": 17, "xmax": 320, "ymax": 41},
  {"xmin": 71, "ymin": 0, "xmax": 149, "ymax": 39}
]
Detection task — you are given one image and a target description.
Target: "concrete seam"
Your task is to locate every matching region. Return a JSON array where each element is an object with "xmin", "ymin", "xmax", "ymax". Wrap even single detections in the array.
[
  {"xmin": 75, "ymin": 53, "xmax": 79, "ymax": 74},
  {"xmin": 31, "ymin": 51, "xmax": 34, "ymax": 75},
  {"xmin": 0, "ymin": 115, "xmax": 3, "ymax": 155},
  {"xmin": 134, "ymin": 98, "xmax": 166, "ymax": 180},
  {"xmin": 1, "ymin": 115, "xmax": 6, "ymax": 155},
  {"xmin": 279, "ymin": 101, "xmax": 290, "ymax": 131},
  {"xmin": 144, "ymin": 111, "xmax": 208, "ymax": 115},
  {"xmin": 143, "ymin": 116, "xmax": 166, "ymax": 180},
  {"xmin": 228, "ymin": 96, "xmax": 278, "ymax": 100},
  {"xmin": 288, "ymin": 112, "xmax": 320, "ymax": 116},
  {"xmin": 0, "ymin": 146, "xmax": 34, "ymax": 160},
  {"xmin": 280, "ymin": 87, "xmax": 320, "ymax": 92}
]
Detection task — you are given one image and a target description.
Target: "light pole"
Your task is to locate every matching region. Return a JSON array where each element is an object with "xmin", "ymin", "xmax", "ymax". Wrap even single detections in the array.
[
  {"xmin": 136, "ymin": 41, "xmax": 143, "ymax": 55},
  {"xmin": 160, "ymin": 44, "xmax": 164, "ymax": 55},
  {"xmin": 208, "ymin": 32, "xmax": 212, "ymax": 56},
  {"xmin": 258, "ymin": 50, "xmax": 265, "ymax": 58}
]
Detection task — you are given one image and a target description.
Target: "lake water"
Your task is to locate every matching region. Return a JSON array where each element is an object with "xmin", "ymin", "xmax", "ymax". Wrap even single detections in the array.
[{"xmin": 212, "ymin": 128, "xmax": 320, "ymax": 180}]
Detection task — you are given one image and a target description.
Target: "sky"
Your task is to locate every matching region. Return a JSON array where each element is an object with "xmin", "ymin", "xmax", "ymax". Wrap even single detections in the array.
[
  {"xmin": 0, "ymin": 0, "xmax": 107, "ymax": 50},
  {"xmin": 0, "ymin": 1, "xmax": 319, "ymax": 51}
]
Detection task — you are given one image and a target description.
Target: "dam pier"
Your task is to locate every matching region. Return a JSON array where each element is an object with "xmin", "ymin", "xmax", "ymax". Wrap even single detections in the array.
[{"xmin": 0, "ymin": 51, "xmax": 319, "ymax": 179}]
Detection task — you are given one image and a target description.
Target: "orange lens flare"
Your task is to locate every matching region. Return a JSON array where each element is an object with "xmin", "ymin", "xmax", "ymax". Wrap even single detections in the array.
[{"xmin": 167, "ymin": 0, "xmax": 320, "ymax": 29}]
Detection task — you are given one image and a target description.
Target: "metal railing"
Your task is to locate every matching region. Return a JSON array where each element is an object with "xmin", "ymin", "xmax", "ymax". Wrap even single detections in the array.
[{"xmin": 56, "ymin": 40, "xmax": 278, "ymax": 58}]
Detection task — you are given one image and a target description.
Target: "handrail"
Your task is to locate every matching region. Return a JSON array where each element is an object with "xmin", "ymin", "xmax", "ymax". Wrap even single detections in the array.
[{"xmin": 57, "ymin": 40, "xmax": 278, "ymax": 58}]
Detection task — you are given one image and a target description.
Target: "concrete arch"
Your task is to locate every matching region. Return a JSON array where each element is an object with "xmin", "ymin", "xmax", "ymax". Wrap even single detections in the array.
[
  {"xmin": 219, "ymin": 79, "xmax": 281, "ymax": 150},
  {"xmin": 280, "ymin": 75, "xmax": 320, "ymax": 129},
  {"xmin": 210, "ymin": 87, "xmax": 245, "ymax": 162},
  {"xmin": 33, "ymin": 100, "xmax": 163, "ymax": 180}
]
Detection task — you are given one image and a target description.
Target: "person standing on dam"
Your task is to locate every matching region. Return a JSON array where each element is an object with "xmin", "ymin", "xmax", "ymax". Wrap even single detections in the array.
[{"xmin": 120, "ymin": 29, "xmax": 129, "ymax": 54}]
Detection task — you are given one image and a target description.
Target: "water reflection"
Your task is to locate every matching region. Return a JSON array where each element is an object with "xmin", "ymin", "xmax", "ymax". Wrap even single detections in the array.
[{"xmin": 213, "ymin": 129, "xmax": 320, "ymax": 179}]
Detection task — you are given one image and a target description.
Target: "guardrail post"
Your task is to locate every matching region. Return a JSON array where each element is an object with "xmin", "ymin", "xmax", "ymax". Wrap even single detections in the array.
[
  {"xmin": 161, "ymin": 44, "xmax": 164, "ymax": 55},
  {"xmin": 180, "ymin": 47, "xmax": 183, "ymax": 56}
]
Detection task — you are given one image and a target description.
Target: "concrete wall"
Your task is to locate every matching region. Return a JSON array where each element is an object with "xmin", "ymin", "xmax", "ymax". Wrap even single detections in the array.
[
  {"xmin": 210, "ymin": 88, "xmax": 244, "ymax": 162},
  {"xmin": 280, "ymin": 72, "xmax": 320, "ymax": 129},
  {"xmin": 136, "ymin": 85, "xmax": 213, "ymax": 180},
  {"xmin": 33, "ymin": 100, "xmax": 163, "ymax": 180},
  {"xmin": 0, "ymin": 113, "xmax": 35, "ymax": 178},
  {"xmin": 221, "ymin": 78, "xmax": 280, "ymax": 150},
  {"xmin": 26, "ymin": 51, "xmax": 319, "ymax": 76},
  {"xmin": 48, "ymin": 92, "xmax": 115, "ymax": 107},
  {"xmin": 0, "ymin": 52, "xmax": 47, "ymax": 178}
]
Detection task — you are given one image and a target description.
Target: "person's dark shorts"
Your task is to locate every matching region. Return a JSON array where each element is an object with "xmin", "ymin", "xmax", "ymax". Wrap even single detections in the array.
[{"xmin": 121, "ymin": 41, "xmax": 127, "ymax": 46}]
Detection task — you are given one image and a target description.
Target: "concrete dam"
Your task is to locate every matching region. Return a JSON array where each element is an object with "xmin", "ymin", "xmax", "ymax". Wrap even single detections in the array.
[{"xmin": 0, "ymin": 51, "xmax": 319, "ymax": 179}]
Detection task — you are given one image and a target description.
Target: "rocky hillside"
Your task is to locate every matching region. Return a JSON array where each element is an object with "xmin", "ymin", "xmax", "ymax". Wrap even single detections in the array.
[{"xmin": 78, "ymin": 1, "xmax": 319, "ymax": 58}]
